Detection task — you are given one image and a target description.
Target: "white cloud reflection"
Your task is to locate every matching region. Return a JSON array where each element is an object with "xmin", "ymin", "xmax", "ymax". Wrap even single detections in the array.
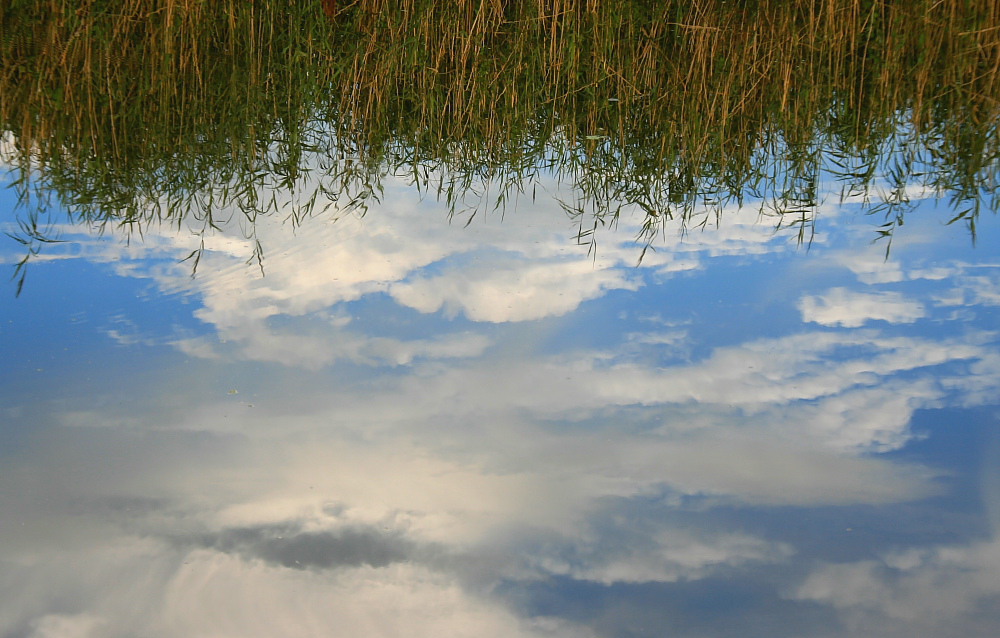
[
  {"xmin": 2, "ymin": 174, "xmax": 803, "ymax": 370},
  {"xmin": 1, "ymin": 541, "xmax": 591, "ymax": 638},
  {"xmin": 3, "ymin": 173, "xmax": 1000, "ymax": 637},
  {"xmin": 792, "ymin": 445, "xmax": 1000, "ymax": 637},
  {"xmin": 799, "ymin": 288, "xmax": 925, "ymax": 327},
  {"xmin": 4, "ymin": 304, "xmax": 994, "ymax": 635},
  {"xmin": 792, "ymin": 541, "xmax": 1000, "ymax": 637}
]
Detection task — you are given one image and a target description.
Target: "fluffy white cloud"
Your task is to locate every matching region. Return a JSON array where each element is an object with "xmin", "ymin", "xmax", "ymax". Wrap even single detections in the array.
[
  {"xmin": 792, "ymin": 539, "xmax": 1000, "ymax": 638},
  {"xmin": 25, "ymin": 328, "xmax": 977, "ymax": 548},
  {"xmin": 390, "ymin": 256, "xmax": 639, "ymax": 322},
  {"xmin": 789, "ymin": 446, "xmax": 1000, "ymax": 637},
  {"xmin": 531, "ymin": 529, "xmax": 794, "ymax": 585},
  {"xmin": 0, "ymin": 539, "xmax": 591, "ymax": 638},
  {"xmin": 374, "ymin": 331, "xmax": 979, "ymax": 424},
  {"xmin": 799, "ymin": 288, "xmax": 925, "ymax": 327},
  {"xmin": 835, "ymin": 252, "xmax": 906, "ymax": 284},
  {"xmin": 940, "ymin": 273, "xmax": 1000, "ymax": 308}
]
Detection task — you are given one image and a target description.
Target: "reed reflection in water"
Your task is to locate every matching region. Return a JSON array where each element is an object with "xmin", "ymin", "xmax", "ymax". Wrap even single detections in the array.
[{"xmin": 2, "ymin": 0, "xmax": 998, "ymax": 285}]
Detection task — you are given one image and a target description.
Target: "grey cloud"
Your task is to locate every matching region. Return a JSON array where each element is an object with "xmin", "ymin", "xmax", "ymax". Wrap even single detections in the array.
[{"xmin": 189, "ymin": 523, "xmax": 415, "ymax": 571}]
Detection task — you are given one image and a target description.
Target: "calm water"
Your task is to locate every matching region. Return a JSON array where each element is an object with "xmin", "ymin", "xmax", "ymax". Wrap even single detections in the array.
[{"xmin": 2, "ymin": 161, "xmax": 999, "ymax": 636}]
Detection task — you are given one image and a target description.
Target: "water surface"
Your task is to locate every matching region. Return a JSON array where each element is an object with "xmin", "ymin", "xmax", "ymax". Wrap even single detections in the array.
[{"xmin": 2, "ymin": 170, "xmax": 999, "ymax": 637}]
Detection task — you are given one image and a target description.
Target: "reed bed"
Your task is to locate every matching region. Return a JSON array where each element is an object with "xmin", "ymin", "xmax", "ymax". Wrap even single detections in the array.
[{"xmin": 2, "ymin": 0, "xmax": 998, "ymax": 269}]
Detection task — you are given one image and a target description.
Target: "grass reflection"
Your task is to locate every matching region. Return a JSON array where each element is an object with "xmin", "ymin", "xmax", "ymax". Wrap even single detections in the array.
[{"xmin": 2, "ymin": 0, "xmax": 998, "ymax": 286}]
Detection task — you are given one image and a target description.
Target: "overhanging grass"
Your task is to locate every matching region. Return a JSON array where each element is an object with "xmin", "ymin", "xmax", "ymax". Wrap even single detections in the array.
[{"xmin": 1, "ymin": 0, "xmax": 998, "ymax": 277}]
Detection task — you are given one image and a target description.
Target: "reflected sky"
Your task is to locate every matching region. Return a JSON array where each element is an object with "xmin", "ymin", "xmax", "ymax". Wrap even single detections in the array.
[{"xmin": 2, "ymin": 173, "xmax": 1000, "ymax": 638}]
